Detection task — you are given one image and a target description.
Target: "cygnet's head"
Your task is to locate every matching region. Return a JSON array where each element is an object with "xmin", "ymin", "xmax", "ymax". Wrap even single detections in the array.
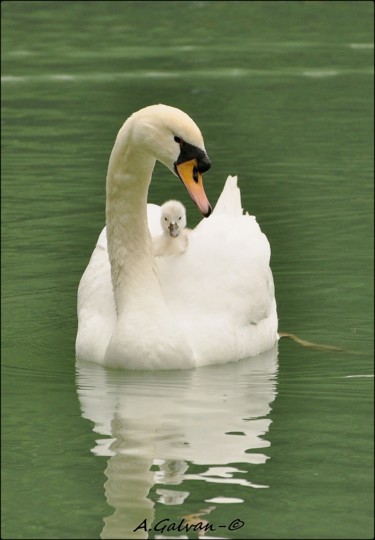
[{"xmin": 160, "ymin": 200, "xmax": 187, "ymax": 238}]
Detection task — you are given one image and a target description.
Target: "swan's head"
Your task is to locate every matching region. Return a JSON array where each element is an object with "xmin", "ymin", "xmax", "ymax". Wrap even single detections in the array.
[
  {"xmin": 130, "ymin": 104, "xmax": 212, "ymax": 217},
  {"xmin": 160, "ymin": 200, "xmax": 187, "ymax": 238}
]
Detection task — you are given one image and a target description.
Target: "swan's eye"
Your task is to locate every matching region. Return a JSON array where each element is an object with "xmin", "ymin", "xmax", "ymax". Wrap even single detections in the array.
[
  {"xmin": 164, "ymin": 217, "xmax": 168, "ymax": 221},
  {"xmin": 174, "ymin": 136, "xmax": 182, "ymax": 144},
  {"xmin": 178, "ymin": 216, "xmax": 181, "ymax": 220}
]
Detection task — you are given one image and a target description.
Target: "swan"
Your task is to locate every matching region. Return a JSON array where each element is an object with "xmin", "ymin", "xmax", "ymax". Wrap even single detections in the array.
[
  {"xmin": 76, "ymin": 104, "xmax": 278, "ymax": 369},
  {"xmin": 153, "ymin": 200, "xmax": 189, "ymax": 256}
]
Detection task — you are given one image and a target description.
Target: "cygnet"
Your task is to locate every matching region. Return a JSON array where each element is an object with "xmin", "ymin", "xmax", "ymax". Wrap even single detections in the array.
[{"xmin": 153, "ymin": 200, "xmax": 190, "ymax": 256}]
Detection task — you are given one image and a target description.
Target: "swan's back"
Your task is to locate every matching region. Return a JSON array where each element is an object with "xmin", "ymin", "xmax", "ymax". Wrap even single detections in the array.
[
  {"xmin": 157, "ymin": 176, "xmax": 277, "ymax": 365},
  {"xmin": 77, "ymin": 177, "xmax": 277, "ymax": 368}
]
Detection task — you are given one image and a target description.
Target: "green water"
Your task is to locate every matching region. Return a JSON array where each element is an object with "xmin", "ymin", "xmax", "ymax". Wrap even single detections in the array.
[{"xmin": 1, "ymin": 1, "xmax": 373, "ymax": 539}]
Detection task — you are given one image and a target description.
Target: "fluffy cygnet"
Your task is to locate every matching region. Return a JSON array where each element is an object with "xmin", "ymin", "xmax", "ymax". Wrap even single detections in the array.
[{"xmin": 153, "ymin": 200, "xmax": 190, "ymax": 256}]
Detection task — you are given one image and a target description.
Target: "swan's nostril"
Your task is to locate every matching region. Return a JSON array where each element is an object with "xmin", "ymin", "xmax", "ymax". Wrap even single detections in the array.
[{"xmin": 192, "ymin": 166, "xmax": 199, "ymax": 183}]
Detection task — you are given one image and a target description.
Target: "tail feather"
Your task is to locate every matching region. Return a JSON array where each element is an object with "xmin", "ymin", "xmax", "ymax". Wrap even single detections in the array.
[{"xmin": 213, "ymin": 175, "xmax": 243, "ymax": 216}]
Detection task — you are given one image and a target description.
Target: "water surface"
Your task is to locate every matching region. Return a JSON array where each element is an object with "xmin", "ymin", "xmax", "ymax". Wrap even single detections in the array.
[{"xmin": 1, "ymin": 1, "xmax": 373, "ymax": 539}]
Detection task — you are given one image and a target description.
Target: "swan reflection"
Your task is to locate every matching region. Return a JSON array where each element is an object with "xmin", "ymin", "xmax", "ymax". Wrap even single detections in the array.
[{"xmin": 76, "ymin": 345, "xmax": 278, "ymax": 538}]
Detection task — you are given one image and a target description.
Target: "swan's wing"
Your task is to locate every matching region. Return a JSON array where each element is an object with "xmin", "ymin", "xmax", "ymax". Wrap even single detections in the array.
[
  {"xmin": 146, "ymin": 203, "xmax": 163, "ymax": 236},
  {"xmin": 212, "ymin": 175, "xmax": 243, "ymax": 216},
  {"xmin": 76, "ymin": 205, "xmax": 163, "ymax": 363},
  {"xmin": 76, "ymin": 226, "xmax": 116, "ymax": 364},
  {"xmin": 162, "ymin": 211, "xmax": 273, "ymax": 322},
  {"xmin": 96, "ymin": 226, "xmax": 108, "ymax": 250},
  {"xmin": 157, "ymin": 176, "xmax": 278, "ymax": 364},
  {"xmin": 182, "ymin": 175, "xmax": 272, "ymax": 324}
]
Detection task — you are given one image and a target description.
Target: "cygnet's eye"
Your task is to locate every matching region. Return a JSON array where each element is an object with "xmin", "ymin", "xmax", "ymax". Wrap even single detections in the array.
[
  {"xmin": 174, "ymin": 136, "xmax": 183, "ymax": 144},
  {"xmin": 164, "ymin": 217, "xmax": 168, "ymax": 221},
  {"xmin": 178, "ymin": 216, "xmax": 181, "ymax": 220}
]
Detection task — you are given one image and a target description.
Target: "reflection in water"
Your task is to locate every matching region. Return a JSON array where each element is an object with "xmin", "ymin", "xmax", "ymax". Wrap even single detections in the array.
[{"xmin": 76, "ymin": 346, "xmax": 278, "ymax": 539}]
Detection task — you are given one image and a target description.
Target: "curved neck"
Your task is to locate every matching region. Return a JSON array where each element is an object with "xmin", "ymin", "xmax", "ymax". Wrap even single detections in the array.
[{"xmin": 105, "ymin": 123, "xmax": 160, "ymax": 315}]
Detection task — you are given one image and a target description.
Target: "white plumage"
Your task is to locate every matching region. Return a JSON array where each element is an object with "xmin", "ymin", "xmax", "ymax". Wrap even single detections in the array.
[
  {"xmin": 153, "ymin": 200, "xmax": 189, "ymax": 256},
  {"xmin": 76, "ymin": 105, "xmax": 278, "ymax": 369}
]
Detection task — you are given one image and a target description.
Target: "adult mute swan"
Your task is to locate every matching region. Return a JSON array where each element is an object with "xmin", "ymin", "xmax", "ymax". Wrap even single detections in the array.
[
  {"xmin": 153, "ymin": 200, "xmax": 189, "ymax": 256},
  {"xmin": 76, "ymin": 104, "xmax": 278, "ymax": 369}
]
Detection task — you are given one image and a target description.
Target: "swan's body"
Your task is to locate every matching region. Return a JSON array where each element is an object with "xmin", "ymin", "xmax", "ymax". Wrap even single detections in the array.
[
  {"xmin": 153, "ymin": 200, "xmax": 189, "ymax": 256},
  {"xmin": 76, "ymin": 104, "xmax": 278, "ymax": 369}
]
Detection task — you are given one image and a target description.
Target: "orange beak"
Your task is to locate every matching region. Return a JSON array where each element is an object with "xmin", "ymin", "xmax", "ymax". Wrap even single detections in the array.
[{"xmin": 175, "ymin": 159, "xmax": 212, "ymax": 217}]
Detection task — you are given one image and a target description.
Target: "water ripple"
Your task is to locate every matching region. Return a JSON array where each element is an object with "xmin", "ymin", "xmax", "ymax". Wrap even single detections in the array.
[{"xmin": 2, "ymin": 66, "xmax": 373, "ymax": 85}]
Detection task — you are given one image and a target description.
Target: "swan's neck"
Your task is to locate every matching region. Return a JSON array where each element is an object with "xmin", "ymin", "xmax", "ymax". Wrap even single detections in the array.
[{"xmin": 105, "ymin": 125, "xmax": 160, "ymax": 315}]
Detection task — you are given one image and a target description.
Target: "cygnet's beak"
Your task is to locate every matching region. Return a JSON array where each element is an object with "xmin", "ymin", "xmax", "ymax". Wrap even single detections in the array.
[
  {"xmin": 175, "ymin": 159, "xmax": 212, "ymax": 217},
  {"xmin": 168, "ymin": 223, "xmax": 179, "ymax": 238}
]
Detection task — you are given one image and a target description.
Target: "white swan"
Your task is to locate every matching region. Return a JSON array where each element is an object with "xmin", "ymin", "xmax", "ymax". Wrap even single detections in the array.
[
  {"xmin": 76, "ymin": 104, "xmax": 278, "ymax": 369},
  {"xmin": 153, "ymin": 200, "xmax": 189, "ymax": 256}
]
